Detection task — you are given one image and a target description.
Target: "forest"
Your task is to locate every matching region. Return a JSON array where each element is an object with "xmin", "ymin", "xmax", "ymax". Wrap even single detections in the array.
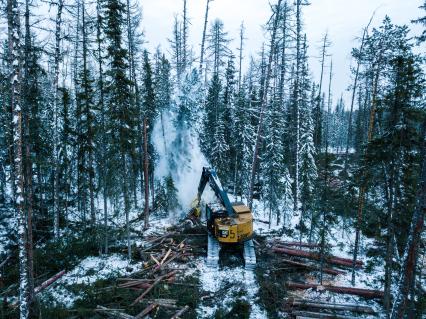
[{"xmin": 0, "ymin": 0, "xmax": 425, "ymax": 318}]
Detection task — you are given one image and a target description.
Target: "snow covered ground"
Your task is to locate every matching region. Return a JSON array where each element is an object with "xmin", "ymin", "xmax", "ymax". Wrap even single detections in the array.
[
  {"xmin": 197, "ymin": 259, "xmax": 267, "ymax": 319},
  {"xmin": 40, "ymin": 254, "xmax": 144, "ymax": 308}
]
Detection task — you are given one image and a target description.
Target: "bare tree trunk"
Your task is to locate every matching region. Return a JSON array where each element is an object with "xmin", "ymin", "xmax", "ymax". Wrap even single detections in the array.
[
  {"xmin": 96, "ymin": 0, "xmax": 108, "ymax": 254},
  {"xmin": 22, "ymin": 0, "xmax": 34, "ymax": 306},
  {"xmin": 343, "ymin": 16, "xmax": 373, "ymax": 174},
  {"xmin": 314, "ymin": 32, "xmax": 329, "ymax": 150},
  {"xmin": 24, "ymin": 115, "xmax": 34, "ymax": 307},
  {"xmin": 143, "ymin": 118, "xmax": 150, "ymax": 229},
  {"xmin": 121, "ymin": 153, "xmax": 131, "ymax": 261},
  {"xmin": 391, "ymin": 119, "xmax": 426, "ymax": 319},
  {"xmin": 351, "ymin": 67, "xmax": 380, "ymax": 286},
  {"xmin": 233, "ymin": 22, "xmax": 245, "ymax": 197},
  {"xmin": 53, "ymin": 0, "xmax": 64, "ymax": 239},
  {"xmin": 248, "ymin": 0, "xmax": 282, "ymax": 210},
  {"xmin": 237, "ymin": 22, "xmax": 245, "ymax": 92},
  {"xmin": 182, "ymin": 0, "xmax": 188, "ymax": 71},
  {"xmin": 81, "ymin": 1, "xmax": 96, "ymax": 224},
  {"xmin": 278, "ymin": 1, "xmax": 288, "ymax": 107},
  {"xmin": 199, "ymin": 0, "xmax": 212, "ymax": 73},
  {"xmin": 8, "ymin": 0, "xmax": 29, "ymax": 315},
  {"xmin": 319, "ymin": 59, "xmax": 333, "ymax": 285}
]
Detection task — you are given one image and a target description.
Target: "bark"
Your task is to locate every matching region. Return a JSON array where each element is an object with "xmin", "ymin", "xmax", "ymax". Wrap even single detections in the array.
[
  {"xmin": 122, "ymin": 152, "xmax": 131, "ymax": 261},
  {"xmin": 23, "ymin": 0, "xmax": 34, "ymax": 305},
  {"xmin": 96, "ymin": 306, "xmax": 135, "ymax": 319},
  {"xmin": 131, "ymin": 270, "xmax": 178, "ymax": 305},
  {"xmin": 291, "ymin": 310, "xmax": 358, "ymax": 319},
  {"xmin": 199, "ymin": 0, "xmax": 212, "ymax": 73},
  {"xmin": 391, "ymin": 119, "xmax": 426, "ymax": 319},
  {"xmin": 314, "ymin": 32, "xmax": 329, "ymax": 150},
  {"xmin": 33, "ymin": 270, "xmax": 66, "ymax": 294},
  {"xmin": 278, "ymin": 258, "xmax": 345, "ymax": 275},
  {"xmin": 96, "ymin": 0, "xmax": 108, "ymax": 254},
  {"xmin": 143, "ymin": 118, "xmax": 150, "ymax": 229},
  {"xmin": 248, "ymin": 0, "xmax": 282, "ymax": 210},
  {"xmin": 82, "ymin": 1, "xmax": 96, "ymax": 224},
  {"xmin": 272, "ymin": 246, "xmax": 363, "ymax": 267},
  {"xmin": 320, "ymin": 59, "xmax": 333, "ymax": 284},
  {"xmin": 278, "ymin": 1, "xmax": 288, "ymax": 107},
  {"xmin": 287, "ymin": 282, "xmax": 384, "ymax": 298},
  {"xmin": 135, "ymin": 303, "xmax": 158, "ymax": 319},
  {"xmin": 287, "ymin": 300, "xmax": 376, "ymax": 314},
  {"xmin": 7, "ymin": 0, "xmax": 29, "ymax": 315},
  {"xmin": 53, "ymin": 0, "xmax": 64, "ymax": 239},
  {"xmin": 171, "ymin": 305, "xmax": 190, "ymax": 319}
]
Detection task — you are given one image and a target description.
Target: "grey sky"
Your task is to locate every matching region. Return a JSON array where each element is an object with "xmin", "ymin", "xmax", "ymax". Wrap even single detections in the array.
[{"xmin": 141, "ymin": 0, "xmax": 424, "ymax": 109}]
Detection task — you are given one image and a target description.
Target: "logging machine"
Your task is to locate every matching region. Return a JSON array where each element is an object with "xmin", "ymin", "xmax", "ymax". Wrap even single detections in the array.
[{"xmin": 189, "ymin": 167, "xmax": 256, "ymax": 269}]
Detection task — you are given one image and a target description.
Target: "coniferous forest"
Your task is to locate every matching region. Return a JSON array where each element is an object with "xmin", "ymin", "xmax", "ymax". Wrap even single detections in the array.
[{"xmin": 0, "ymin": 0, "xmax": 425, "ymax": 318}]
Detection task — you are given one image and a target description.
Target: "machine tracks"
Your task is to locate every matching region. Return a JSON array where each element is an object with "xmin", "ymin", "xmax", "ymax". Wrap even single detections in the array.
[
  {"xmin": 207, "ymin": 233, "xmax": 220, "ymax": 268},
  {"xmin": 206, "ymin": 234, "xmax": 256, "ymax": 270},
  {"xmin": 243, "ymin": 239, "xmax": 256, "ymax": 270}
]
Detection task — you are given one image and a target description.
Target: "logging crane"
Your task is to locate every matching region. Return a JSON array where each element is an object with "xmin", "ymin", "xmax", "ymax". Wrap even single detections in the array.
[{"xmin": 189, "ymin": 167, "xmax": 256, "ymax": 269}]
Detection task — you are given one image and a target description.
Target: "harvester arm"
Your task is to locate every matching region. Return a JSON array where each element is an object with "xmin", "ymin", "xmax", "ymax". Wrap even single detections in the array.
[{"xmin": 196, "ymin": 167, "xmax": 237, "ymax": 218}]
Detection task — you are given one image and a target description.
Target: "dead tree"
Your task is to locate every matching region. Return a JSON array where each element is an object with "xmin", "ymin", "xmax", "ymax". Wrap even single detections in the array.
[
  {"xmin": 199, "ymin": 0, "xmax": 213, "ymax": 73},
  {"xmin": 23, "ymin": 0, "xmax": 34, "ymax": 304},
  {"xmin": 53, "ymin": 0, "xmax": 65, "ymax": 239},
  {"xmin": 7, "ymin": 0, "xmax": 29, "ymax": 316},
  {"xmin": 248, "ymin": 0, "xmax": 282, "ymax": 210},
  {"xmin": 313, "ymin": 32, "xmax": 330, "ymax": 150},
  {"xmin": 343, "ymin": 14, "xmax": 374, "ymax": 175},
  {"xmin": 143, "ymin": 118, "xmax": 150, "ymax": 229}
]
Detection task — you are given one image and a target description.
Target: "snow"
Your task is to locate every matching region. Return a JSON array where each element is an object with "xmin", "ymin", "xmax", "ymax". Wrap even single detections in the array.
[
  {"xmin": 40, "ymin": 254, "xmax": 143, "ymax": 308},
  {"xmin": 197, "ymin": 259, "xmax": 267, "ymax": 318},
  {"xmin": 153, "ymin": 108, "xmax": 208, "ymax": 212}
]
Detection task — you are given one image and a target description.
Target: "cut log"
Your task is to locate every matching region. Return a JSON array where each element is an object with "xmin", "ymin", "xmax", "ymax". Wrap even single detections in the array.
[
  {"xmin": 161, "ymin": 249, "xmax": 172, "ymax": 264},
  {"xmin": 0, "ymin": 255, "xmax": 11, "ymax": 268},
  {"xmin": 292, "ymin": 310, "xmax": 358, "ymax": 319},
  {"xmin": 279, "ymin": 258, "xmax": 345, "ymax": 275},
  {"xmin": 96, "ymin": 306, "xmax": 136, "ymax": 319},
  {"xmin": 135, "ymin": 303, "xmax": 158, "ymax": 319},
  {"xmin": 131, "ymin": 270, "xmax": 178, "ymax": 305},
  {"xmin": 34, "ymin": 270, "xmax": 66, "ymax": 294},
  {"xmin": 287, "ymin": 299, "xmax": 376, "ymax": 314},
  {"xmin": 272, "ymin": 247, "xmax": 363, "ymax": 268},
  {"xmin": 171, "ymin": 305, "xmax": 189, "ymax": 319},
  {"xmin": 287, "ymin": 282, "xmax": 384, "ymax": 299},
  {"xmin": 276, "ymin": 241, "xmax": 323, "ymax": 248},
  {"xmin": 150, "ymin": 254, "xmax": 161, "ymax": 266}
]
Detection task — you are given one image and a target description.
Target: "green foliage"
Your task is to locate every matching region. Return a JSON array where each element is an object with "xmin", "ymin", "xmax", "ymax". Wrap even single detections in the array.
[{"xmin": 154, "ymin": 174, "xmax": 181, "ymax": 213}]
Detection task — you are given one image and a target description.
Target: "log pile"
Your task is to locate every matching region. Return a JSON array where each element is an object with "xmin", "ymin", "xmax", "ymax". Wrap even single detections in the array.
[
  {"xmin": 287, "ymin": 281, "xmax": 384, "ymax": 299},
  {"xmin": 272, "ymin": 246, "xmax": 363, "ymax": 269},
  {"xmin": 97, "ymin": 232, "xmax": 197, "ymax": 318},
  {"xmin": 284, "ymin": 297, "xmax": 377, "ymax": 319}
]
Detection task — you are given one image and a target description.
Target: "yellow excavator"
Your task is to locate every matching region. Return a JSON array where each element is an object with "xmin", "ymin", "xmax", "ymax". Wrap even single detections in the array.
[{"xmin": 189, "ymin": 167, "xmax": 256, "ymax": 269}]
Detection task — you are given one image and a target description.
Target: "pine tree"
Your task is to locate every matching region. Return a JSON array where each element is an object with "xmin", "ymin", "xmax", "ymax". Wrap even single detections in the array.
[
  {"xmin": 103, "ymin": 0, "xmax": 134, "ymax": 259},
  {"xmin": 412, "ymin": 1, "xmax": 426, "ymax": 43},
  {"xmin": 206, "ymin": 19, "xmax": 232, "ymax": 77}
]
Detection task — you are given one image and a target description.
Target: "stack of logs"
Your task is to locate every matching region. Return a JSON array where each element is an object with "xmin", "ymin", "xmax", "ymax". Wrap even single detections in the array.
[
  {"xmin": 271, "ymin": 240, "xmax": 384, "ymax": 300},
  {"xmin": 96, "ymin": 233, "xmax": 195, "ymax": 319},
  {"xmin": 284, "ymin": 297, "xmax": 378, "ymax": 319}
]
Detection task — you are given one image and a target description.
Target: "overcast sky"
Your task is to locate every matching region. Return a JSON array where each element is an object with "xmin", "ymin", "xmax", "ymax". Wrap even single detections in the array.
[{"xmin": 141, "ymin": 0, "xmax": 424, "ymax": 109}]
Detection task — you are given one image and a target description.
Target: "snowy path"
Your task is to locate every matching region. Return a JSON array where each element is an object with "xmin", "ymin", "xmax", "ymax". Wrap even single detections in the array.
[{"xmin": 196, "ymin": 259, "xmax": 267, "ymax": 319}]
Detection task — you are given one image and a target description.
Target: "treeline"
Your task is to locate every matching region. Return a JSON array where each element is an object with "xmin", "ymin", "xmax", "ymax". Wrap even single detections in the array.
[{"xmin": 0, "ymin": 0, "xmax": 425, "ymax": 318}]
